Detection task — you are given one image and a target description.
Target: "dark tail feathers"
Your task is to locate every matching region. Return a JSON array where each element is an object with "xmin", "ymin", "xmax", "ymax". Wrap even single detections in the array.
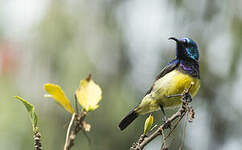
[{"xmin": 118, "ymin": 110, "xmax": 138, "ymax": 131}]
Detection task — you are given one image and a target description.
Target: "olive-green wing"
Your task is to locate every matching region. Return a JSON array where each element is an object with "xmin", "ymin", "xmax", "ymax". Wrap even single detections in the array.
[{"xmin": 145, "ymin": 59, "xmax": 179, "ymax": 95}]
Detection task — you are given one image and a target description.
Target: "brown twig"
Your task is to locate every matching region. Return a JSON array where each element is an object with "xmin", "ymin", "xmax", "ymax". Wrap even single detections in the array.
[
  {"xmin": 64, "ymin": 111, "xmax": 87, "ymax": 150},
  {"xmin": 34, "ymin": 130, "xmax": 42, "ymax": 150},
  {"xmin": 130, "ymin": 105, "xmax": 187, "ymax": 150},
  {"xmin": 160, "ymin": 129, "xmax": 167, "ymax": 150},
  {"xmin": 130, "ymin": 82, "xmax": 195, "ymax": 150}
]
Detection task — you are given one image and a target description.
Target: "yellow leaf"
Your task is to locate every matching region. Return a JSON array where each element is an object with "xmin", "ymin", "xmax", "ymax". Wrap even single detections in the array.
[
  {"xmin": 144, "ymin": 114, "xmax": 154, "ymax": 135},
  {"xmin": 44, "ymin": 83, "xmax": 74, "ymax": 113},
  {"xmin": 75, "ymin": 75, "xmax": 102, "ymax": 112}
]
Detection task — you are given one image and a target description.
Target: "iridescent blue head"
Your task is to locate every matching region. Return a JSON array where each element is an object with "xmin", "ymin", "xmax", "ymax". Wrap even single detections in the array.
[{"xmin": 169, "ymin": 37, "xmax": 199, "ymax": 62}]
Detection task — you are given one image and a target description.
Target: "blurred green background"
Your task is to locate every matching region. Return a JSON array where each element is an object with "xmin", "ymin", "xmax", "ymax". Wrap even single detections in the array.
[{"xmin": 1, "ymin": 0, "xmax": 242, "ymax": 150}]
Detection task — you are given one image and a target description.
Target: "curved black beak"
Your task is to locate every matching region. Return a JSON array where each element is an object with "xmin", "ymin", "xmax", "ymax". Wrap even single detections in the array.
[
  {"xmin": 169, "ymin": 37, "xmax": 182, "ymax": 57},
  {"xmin": 168, "ymin": 37, "xmax": 179, "ymax": 43}
]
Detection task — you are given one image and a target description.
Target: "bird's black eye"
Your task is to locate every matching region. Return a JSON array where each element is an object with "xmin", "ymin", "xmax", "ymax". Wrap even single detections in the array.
[{"xmin": 183, "ymin": 39, "xmax": 189, "ymax": 47}]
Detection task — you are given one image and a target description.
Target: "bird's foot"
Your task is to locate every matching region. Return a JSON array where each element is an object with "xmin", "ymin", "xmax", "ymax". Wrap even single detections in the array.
[
  {"xmin": 159, "ymin": 104, "xmax": 171, "ymax": 129},
  {"xmin": 162, "ymin": 116, "xmax": 171, "ymax": 129},
  {"xmin": 181, "ymin": 92, "xmax": 192, "ymax": 103},
  {"xmin": 181, "ymin": 82, "xmax": 194, "ymax": 103}
]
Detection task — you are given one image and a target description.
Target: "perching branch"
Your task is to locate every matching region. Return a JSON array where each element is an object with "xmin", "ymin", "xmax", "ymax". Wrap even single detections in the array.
[{"xmin": 130, "ymin": 82, "xmax": 195, "ymax": 150}]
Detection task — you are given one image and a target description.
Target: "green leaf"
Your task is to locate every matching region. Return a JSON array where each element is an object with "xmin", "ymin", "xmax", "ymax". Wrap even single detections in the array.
[{"xmin": 14, "ymin": 96, "xmax": 38, "ymax": 129}]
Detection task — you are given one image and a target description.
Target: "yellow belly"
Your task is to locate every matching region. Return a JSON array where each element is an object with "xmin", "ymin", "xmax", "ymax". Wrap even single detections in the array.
[{"xmin": 136, "ymin": 70, "xmax": 200, "ymax": 115}]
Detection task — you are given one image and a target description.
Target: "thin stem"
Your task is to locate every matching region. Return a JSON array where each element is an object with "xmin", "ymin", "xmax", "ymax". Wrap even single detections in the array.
[
  {"xmin": 163, "ymin": 115, "xmax": 183, "ymax": 141},
  {"xmin": 64, "ymin": 113, "xmax": 76, "ymax": 150},
  {"xmin": 179, "ymin": 112, "xmax": 189, "ymax": 150},
  {"xmin": 74, "ymin": 94, "xmax": 79, "ymax": 114},
  {"xmin": 64, "ymin": 111, "xmax": 87, "ymax": 150},
  {"xmin": 161, "ymin": 129, "xmax": 166, "ymax": 149}
]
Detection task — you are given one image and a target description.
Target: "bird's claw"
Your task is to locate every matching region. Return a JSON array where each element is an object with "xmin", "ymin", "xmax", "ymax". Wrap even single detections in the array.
[
  {"xmin": 181, "ymin": 92, "xmax": 192, "ymax": 103},
  {"xmin": 162, "ymin": 116, "xmax": 171, "ymax": 129}
]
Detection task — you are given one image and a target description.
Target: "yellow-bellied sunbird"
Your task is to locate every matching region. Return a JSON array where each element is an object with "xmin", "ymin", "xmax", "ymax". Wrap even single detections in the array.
[{"xmin": 119, "ymin": 37, "xmax": 200, "ymax": 131}]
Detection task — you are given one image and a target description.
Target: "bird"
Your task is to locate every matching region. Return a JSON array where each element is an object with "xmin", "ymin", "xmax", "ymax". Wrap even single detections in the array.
[{"xmin": 118, "ymin": 37, "xmax": 200, "ymax": 131}]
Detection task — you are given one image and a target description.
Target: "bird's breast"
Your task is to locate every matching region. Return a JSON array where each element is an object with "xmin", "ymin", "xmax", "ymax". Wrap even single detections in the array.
[{"xmin": 152, "ymin": 70, "xmax": 200, "ymax": 107}]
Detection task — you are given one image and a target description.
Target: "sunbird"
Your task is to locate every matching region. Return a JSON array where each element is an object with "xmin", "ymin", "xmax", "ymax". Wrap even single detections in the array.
[{"xmin": 119, "ymin": 37, "xmax": 200, "ymax": 131}]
